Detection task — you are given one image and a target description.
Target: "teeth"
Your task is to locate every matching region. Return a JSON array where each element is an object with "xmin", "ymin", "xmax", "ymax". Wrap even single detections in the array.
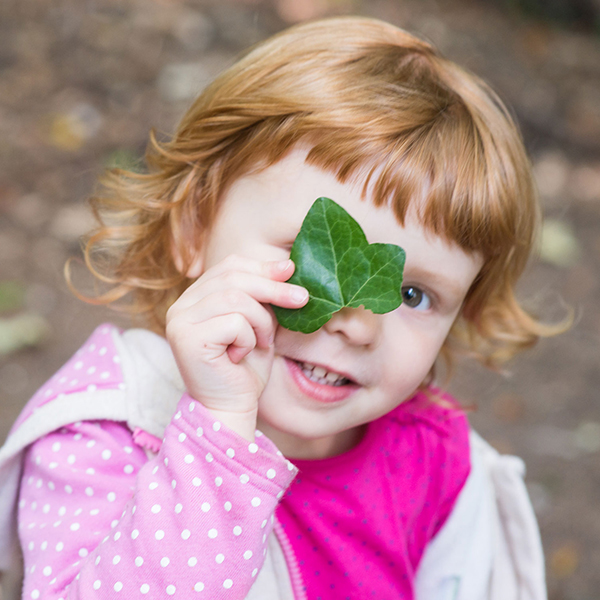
[{"xmin": 298, "ymin": 361, "xmax": 349, "ymax": 386}]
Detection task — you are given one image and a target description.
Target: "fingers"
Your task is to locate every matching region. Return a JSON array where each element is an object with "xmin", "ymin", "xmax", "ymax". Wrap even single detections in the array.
[
  {"xmin": 174, "ymin": 289, "xmax": 276, "ymax": 351},
  {"xmin": 175, "ymin": 255, "xmax": 309, "ymax": 311}
]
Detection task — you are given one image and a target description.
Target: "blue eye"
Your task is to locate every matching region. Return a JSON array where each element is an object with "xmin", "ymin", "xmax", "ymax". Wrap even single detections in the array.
[{"xmin": 401, "ymin": 286, "xmax": 431, "ymax": 311}]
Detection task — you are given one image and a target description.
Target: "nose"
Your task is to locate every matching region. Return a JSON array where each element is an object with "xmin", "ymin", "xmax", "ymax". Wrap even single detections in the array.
[{"xmin": 322, "ymin": 306, "xmax": 379, "ymax": 346}]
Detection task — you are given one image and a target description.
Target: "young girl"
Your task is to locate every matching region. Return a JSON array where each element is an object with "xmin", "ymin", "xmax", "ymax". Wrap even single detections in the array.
[{"xmin": 0, "ymin": 16, "xmax": 558, "ymax": 600}]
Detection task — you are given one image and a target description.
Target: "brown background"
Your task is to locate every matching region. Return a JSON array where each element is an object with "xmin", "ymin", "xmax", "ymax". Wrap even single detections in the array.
[{"xmin": 1, "ymin": 1, "xmax": 600, "ymax": 598}]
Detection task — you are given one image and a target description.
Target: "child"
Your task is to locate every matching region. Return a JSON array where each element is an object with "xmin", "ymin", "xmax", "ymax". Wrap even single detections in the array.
[{"xmin": 0, "ymin": 16, "xmax": 560, "ymax": 600}]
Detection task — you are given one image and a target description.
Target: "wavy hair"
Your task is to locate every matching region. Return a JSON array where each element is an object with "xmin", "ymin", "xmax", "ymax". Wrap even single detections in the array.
[{"xmin": 72, "ymin": 16, "xmax": 568, "ymax": 370}]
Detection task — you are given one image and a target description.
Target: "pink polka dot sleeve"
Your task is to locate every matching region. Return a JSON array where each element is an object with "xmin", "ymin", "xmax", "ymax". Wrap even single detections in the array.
[{"xmin": 19, "ymin": 395, "xmax": 296, "ymax": 599}]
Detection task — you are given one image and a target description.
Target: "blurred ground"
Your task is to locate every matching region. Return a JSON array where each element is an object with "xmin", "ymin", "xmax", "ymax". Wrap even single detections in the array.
[{"xmin": 1, "ymin": 0, "xmax": 600, "ymax": 598}]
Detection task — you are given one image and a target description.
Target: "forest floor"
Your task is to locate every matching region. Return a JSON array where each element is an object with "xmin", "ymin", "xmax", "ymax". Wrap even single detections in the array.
[{"xmin": 1, "ymin": 1, "xmax": 600, "ymax": 598}]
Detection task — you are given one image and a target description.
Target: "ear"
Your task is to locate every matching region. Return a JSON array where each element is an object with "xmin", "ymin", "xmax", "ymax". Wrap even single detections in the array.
[{"xmin": 172, "ymin": 241, "xmax": 205, "ymax": 279}]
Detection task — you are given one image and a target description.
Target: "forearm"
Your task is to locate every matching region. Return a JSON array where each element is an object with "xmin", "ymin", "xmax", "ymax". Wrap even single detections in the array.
[{"xmin": 19, "ymin": 395, "xmax": 296, "ymax": 599}]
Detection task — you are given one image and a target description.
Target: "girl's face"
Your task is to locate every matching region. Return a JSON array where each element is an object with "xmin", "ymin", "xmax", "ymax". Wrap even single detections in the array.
[{"xmin": 193, "ymin": 148, "xmax": 483, "ymax": 459}]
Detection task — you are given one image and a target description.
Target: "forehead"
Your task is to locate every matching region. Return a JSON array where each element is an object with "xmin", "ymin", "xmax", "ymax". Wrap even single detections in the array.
[{"xmin": 220, "ymin": 148, "xmax": 482, "ymax": 278}]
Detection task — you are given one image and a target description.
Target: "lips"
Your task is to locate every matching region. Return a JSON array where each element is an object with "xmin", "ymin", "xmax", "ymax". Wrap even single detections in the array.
[{"xmin": 284, "ymin": 358, "xmax": 359, "ymax": 403}]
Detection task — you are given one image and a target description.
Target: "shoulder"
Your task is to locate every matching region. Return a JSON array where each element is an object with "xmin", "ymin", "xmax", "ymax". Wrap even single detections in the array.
[{"xmin": 9, "ymin": 324, "xmax": 126, "ymax": 434}]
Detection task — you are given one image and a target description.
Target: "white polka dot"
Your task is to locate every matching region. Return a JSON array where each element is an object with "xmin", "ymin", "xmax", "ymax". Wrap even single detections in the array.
[
  {"xmin": 188, "ymin": 557, "xmax": 198, "ymax": 567},
  {"xmin": 42, "ymin": 504, "xmax": 50, "ymax": 514},
  {"xmin": 85, "ymin": 487, "xmax": 93, "ymax": 497},
  {"xmin": 95, "ymin": 556, "xmax": 101, "ymax": 566},
  {"xmin": 267, "ymin": 468, "xmax": 276, "ymax": 479},
  {"xmin": 252, "ymin": 568, "xmax": 258, "ymax": 577},
  {"xmin": 149, "ymin": 482, "xmax": 158, "ymax": 490},
  {"xmin": 52, "ymin": 443, "xmax": 61, "ymax": 452},
  {"xmin": 287, "ymin": 461, "xmax": 295, "ymax": 470},
  {"xmin": 205, "ymin": 453, "xmax": 213, "ymax": 463},
  {"xmin": 208, "ymin": 528, "xmax": 218, "ymax": 539},
  {"xmin": 155, "ymin": 530, "xmax": 165, "ymax": 540},
  {"xmin": 86, "ymin": 440, "xmax": 96, "ymax": 448},
  {"xmin": 31, "ymin": 591, "xmax": 40, "ymax": 599},
  {"xmin": 240, "ymin": 474, "xmax": 250, "ymax": 484},
  {"xmin": 49, "ymin": 462, "xmax": 57, "ymax": 470},
  {"xmin": 223, "ymin": 579, "xmax": 233, "ymax": 589},
  {"xmin": 56, "ymin": 542, "xmax": 64, "ymax": 551},
  {"xmin": 226, "ymin": 448, "xmax": 235, "ymax": 458},
  {"xmin": 166, "ymin": 585, "xmax": 176, "ymax": 596},
  {"xmin": 248, "ymin": 443, "xmax": 258, "ymax": 453},
  {"xmin": 70, "ymin": 380, "xmax": 78, "ymax": 386},
  {"xmin": 178, "ymin": 433, "xmax": 187, "ymax": 442},
  {"xmin": 224, "ymin": 501, "xmax": 232, "ymax": 512},
  {"xmin": 124, "ymin": 446, "xmax": 133, "ymax": 454},
  {"xmin": 131, "ymin": 529, "xmax": 139, "ymax": 539},
  {"xmin": 175, "ymin": 503, "xmax": 183, "ymax": 514},
  {"xmin": 184, "ymin": 454, "xmax": 194, "ymax": 464},
  {"xmin": 93, "ymin": 580, "xmax": 101, "ymax": 590},
  {"xmin": 111, "ymin": 519, "xmax": 118, "ymax": 528},
  {"xmin": 87, "ymin": 367, "xmax": 96, "ymax": 375},
  {"xmin": 140, "ymin": 584, "xmax": 150, "ymax": 594},
  {"xmin": 151, "ymin": 504, "xmax": 161, "ymax": 514},
  {"xmin": 70, "ymin": 523, "xmax": 80, "ymax": 531},
  {"xmin": 216, "ymin": 553, "xmax": 225, "ymax": 564},
  {"xmin": 47, "ymin": 481, "xmax": 55, "ymax": 490},
  {"xmin": 174, "ymin": 411, "xmax": 182, "ymax": 420},
  {"xmin": 87, "ymin": 384, "xmax": 97, "ymax": 393},
  {"xmin": 181, "ymin": 529, "xmax": 191, "ymax": 540},
  {"xmin": 277, "ymin": 490, "xmax": 284, "ymax": 499},
  {"xmin": 112, "ymin": 555, "xmax": 121, "ymax": 565},
  {"xmin": 201, "ymin": 502, "xmax": 210, "ymax": 512},
  {"xmin": 74, "ymin": 361, "xmax": 83, "ymax": 370},
  {"xmin": 114, "ymin": 582, "xmax": 123, "ymax": 592},
  {"xmin": 79, "ymin": 548, "xmax": 88, "ymax": 558},
  {"xmin": 135, "ymin": 556, "xmax": 143, "ymax": 567},
  {"xmin": 114, "ymin": 531, "xmax": 121, "ymax": 541},
  {"xmin": 152, "ymin": 465, "xmax": 159, "ymax": 475},
  {"xmin": 194, "ymin": 582, "xmax": 204, "ymax": 591},
  {"xmin": 213, "ymin": 421, "xmax": 221, "ymax": 432},
  {"xmin": 101, "ymin": 450, "xmax": 111, "ymax": 460},
  {"xmin": 64, "ymin": 485, "xmax": 72, "ymax": 494},
  {"xmin": 244, "ymin": 550, "xmax": 253, "ymax": 560},
  {"xmin": 251, "ymin": 497, "xmax": 261, "ymax": 507},
  {"xmin": 192, "ymin": 477, "xmax": 202, "ymax": 486},
  {"xmin": 100, "ymin": 371, "xmax": 110, "ymax": 380},
  {"xmin": 196, "ymin": 427, "xmax": 203, "ymax": 436},
  {"xmin": 107, "ymin": 492, "xmax": 116, "ymax": 502},
  {"xmin": 215, "ymin": 476, "xmax": 223, "ymax": 487},
  {"xmin": 161, "ymin": 557, "xmax": 170, "ymax": 567},
  {"xmin": 261, "ymin": 519, "xmax": 268, "ymax": 528},
  {"xmin": 124, "ymin": 464, "xmax": 134, "ymax": 474},
  {"xmin": 113, "ymin": 355, "xmax": 121, "ymax": 364},
  {"xmin": 233, "ymin": 525, "xmax": 242, "ymax": 536},
  {"xmin": 43, "ymin": 566, "xmax": 52, "ymax": 576}
]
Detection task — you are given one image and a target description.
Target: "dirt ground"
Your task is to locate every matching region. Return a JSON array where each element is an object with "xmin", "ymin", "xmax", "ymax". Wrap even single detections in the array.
[{"xmin": 1, "ymin": 0, "xmax": 600, "ymax": 598}]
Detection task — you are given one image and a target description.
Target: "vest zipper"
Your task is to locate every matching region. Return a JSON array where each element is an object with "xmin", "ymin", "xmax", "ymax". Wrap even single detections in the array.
[{"xmin": 273, "ymin": 517, "xmax": 307, "ymax": 600}]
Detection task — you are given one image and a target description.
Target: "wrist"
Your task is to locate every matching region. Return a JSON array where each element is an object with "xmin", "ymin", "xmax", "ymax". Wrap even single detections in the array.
[{"xmin": 194, "ymin": 402, "xmax": 258, "ymax": 442}]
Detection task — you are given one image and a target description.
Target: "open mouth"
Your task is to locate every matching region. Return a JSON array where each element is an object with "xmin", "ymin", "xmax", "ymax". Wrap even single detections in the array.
[
  {"xmin": 284, "ymin": 357, "xmax": 358, "ymax": 404},
  {"xmin": 295, "ymin": 361, "xmax": 352, "ymax": 387}
]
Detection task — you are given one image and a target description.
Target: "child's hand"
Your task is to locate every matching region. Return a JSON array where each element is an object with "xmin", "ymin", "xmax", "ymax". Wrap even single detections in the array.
[{"xmin": 165, "ymin": 255, "xmax": 308, "ymax": 441}]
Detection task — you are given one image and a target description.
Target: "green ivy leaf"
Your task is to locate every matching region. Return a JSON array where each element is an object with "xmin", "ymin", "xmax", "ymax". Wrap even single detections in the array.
[{"xmin": 272, "ymin": 197, "xmax": 405, "ymax": 333}]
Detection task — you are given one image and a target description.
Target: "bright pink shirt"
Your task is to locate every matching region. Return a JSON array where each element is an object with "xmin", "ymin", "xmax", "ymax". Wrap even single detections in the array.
[{"xmin": 277, "ymin": 393, "xmax": 470, "ymax": 599}]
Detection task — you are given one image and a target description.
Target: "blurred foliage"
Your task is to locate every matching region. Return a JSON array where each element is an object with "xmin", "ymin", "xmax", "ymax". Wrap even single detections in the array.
[
  {"xmin": 0, "ymin": 281, "xmax": 25, "ymax": 314},
  {"xmin": 488, "ymin": 0, "xmax": 600, "ymax": 33},
  {"xmin": 104, "ymin": 149, "xmax": 144, "ymax": 173}
]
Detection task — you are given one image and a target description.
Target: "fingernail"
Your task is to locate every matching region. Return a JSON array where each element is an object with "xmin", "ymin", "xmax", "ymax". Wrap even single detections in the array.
[
  {"xmin": 276, "ymin": 260, "xmax": 293, "ymax": 272},
  {"xmin": 291, "ymin": 287, "xmax": 308, "ymax": 303}
]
